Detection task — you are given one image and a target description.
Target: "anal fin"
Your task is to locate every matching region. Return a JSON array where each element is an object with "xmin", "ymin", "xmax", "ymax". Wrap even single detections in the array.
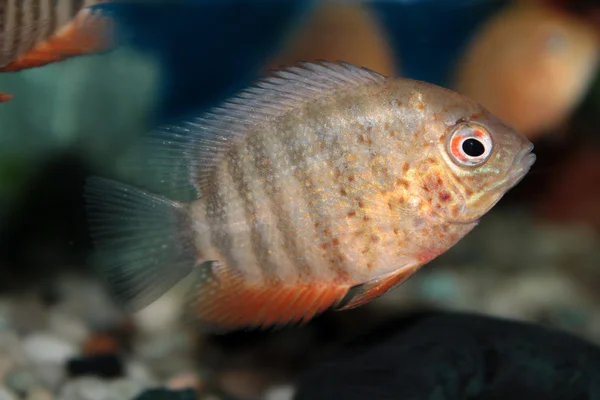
[
  {"xmin": 188, "ymin": 262, "xmax": 350, "ymax": 333},
  {"xmin": 1, "ymin": 7, "xmax": 114, "ymax": 72},
  {"xmin": 334, "ymin": 264, "xmax": 419, "ymax": 311}
]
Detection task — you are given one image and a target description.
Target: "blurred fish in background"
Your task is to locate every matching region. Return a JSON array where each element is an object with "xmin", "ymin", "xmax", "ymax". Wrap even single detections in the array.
[
  {"xmin": 0, "ymin": 0, "xmax": 317, "ymax": 281},
  {"xmin": 0, "ymin": 0, "xmax": 116, "ymax": 103},
  {"xmin": 453, "ymin": 1, "xmax": 599, "ymax": 141},
  {"xmin": 268, "ymin": 0, "xmax": 397, "ymax": 76}
]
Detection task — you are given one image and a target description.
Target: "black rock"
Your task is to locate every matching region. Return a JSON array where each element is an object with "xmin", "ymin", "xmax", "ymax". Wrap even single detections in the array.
[
  {"xmin": 134, "ymin": 388, "xmax": 197, "ymax": 400},
  {"xmin": 294, "ymin": 311, "xmax": 600, "ymax": 400},
  {"xmin": 66, "ymin": 353, "xmax": 124, "ymax": 379}
]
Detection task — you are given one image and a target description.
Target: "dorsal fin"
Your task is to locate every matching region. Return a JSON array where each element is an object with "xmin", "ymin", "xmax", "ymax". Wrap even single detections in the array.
[{"xmin": 119, "ymin": 61, "xmax": 387, "ymax": 201}]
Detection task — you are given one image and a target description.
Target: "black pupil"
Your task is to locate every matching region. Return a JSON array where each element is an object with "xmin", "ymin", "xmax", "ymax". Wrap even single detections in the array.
[{"xmin": 462, "ymin": 138, "xmax": 485, "ymax": 157}]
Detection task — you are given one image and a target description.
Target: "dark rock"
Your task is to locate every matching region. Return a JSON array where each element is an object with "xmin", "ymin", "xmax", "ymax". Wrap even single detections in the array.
[
  {"xmin": 133, "ymin": 388, "xmax": 197, "ymax": 400},
  {"xmin": 66, "ymin": 354, "xmax": 124, "ymax": 379},
  {"xmin": 294, "ymin": 311, "xmax": 600, "ymax": 400}
]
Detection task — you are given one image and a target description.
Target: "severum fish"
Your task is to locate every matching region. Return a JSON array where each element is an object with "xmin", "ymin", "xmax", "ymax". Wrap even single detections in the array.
[
  {"xmin": 85, "ymin": 61, "xmax": 536, "ymax": 333},
  {"xmin": 0, "ymin": 0, "xmax": 116, "ymax": 102}
]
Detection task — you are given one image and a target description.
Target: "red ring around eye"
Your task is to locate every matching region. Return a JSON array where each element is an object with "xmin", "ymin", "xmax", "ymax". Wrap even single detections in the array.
[
  {"xmin": 447, "ymin": 123, "xmax": 493, "ymax": 167},
  {"xmin": 451, "ymin": 135, "xmax": 468, "ymax": 162}
]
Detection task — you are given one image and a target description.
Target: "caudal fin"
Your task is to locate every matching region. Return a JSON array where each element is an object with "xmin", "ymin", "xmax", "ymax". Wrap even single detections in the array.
[{"xmin": 84, "ymin": 177, "xmax": 197, "ymax": 312}]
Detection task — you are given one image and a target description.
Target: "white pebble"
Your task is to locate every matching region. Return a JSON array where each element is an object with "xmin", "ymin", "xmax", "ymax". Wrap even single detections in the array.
[
  {"xmin": 26, "ymin": 388, "xmax": 53, "ymax": 400},
  {"xmin": 3, "ymin": 368, "xmax": 39, "ymax": 395},
  {"xmin": 22, "ymin": 333, "xmax": 77, "ymax": 365},
  {"xmin": 22, "ymin": 333, "xmax": 77, "ymax": 389},
  {"xmin": 0, "ymin": 333, "xmax": 28, "ymax": 381},
  {"xmin": 0, "ymin": 387, "xmax": 17, "ymax": 400},
  {"xmin": 53, "ymin": 276, "xmax": 124, "ymax": 331},
  {"xmin": 57, "ymin": 377, "xmax": 145, "ymax": 400},
  {"xmin": 133, "ymin": 292, "xmax": 183, "ymax": 334},
  {"xmin": 48, "ymin": 311, "xmax": 90, "ymax": 346},
  {"xmin": 125, "ymin": 359, "xmax": 157, "ymax": 387},
  {"xmin": 134, "ymin": 331, "xmax": 194, "ymax": 379},
  {"xmin": 9, "ymin": 295, "xmax": 48, "ymax": 334},
  {"xmin": 264, "ymin": 385, "xmax": 296, "ymax": 400}
]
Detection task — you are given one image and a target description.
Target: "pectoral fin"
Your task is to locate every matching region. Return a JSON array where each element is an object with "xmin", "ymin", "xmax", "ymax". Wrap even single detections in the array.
[{"xmin": 334, "ymin": 264, "xmax": 419, "ymax": 310}]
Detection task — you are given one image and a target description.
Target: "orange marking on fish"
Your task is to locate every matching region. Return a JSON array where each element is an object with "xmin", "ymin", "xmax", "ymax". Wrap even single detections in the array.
[
  {"xmin": 417, "ymin": 248, "xmax": 443, "ymax": 264},
  {"xmin": 0, "ymin": 92, "xmax": 14, "ymax": 102},
  {"xmin": 450, "ymin": 135, "xmax": 466, "ymax": 162},
  {"xmin": 474, "ymin": 129, "xmax": 485, "ymax": 139},
  {"xmin": 438, "ymin": 191, "xmax": 452, "ymax": 202},
  {"xmin": 194, "ymin": 264, "xmax": 350, "ymax": 330},
  {"xmin": 396, "ymin": 178, "xmax": 409, "ymax": 188}
]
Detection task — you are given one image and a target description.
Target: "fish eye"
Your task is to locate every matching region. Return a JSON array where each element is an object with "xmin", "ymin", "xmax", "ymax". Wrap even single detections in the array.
[{"xmin": 447, "ymin": 123, "xmax": 493, "ymax": 167}]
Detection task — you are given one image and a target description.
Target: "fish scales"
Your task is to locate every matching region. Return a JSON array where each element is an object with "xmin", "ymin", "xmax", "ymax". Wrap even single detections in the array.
[
  {"xmin": 84, "ymin": 61, "xmax": 536, "ymax": 332},
  {"xmin": 277, "ymin": 104, "xmax": 352, "ymax": 282},
  {"xmin": 201, "ymin": 81, "xmax": 431, "ymax": 284},
  {"xmin": 244, "ymin": 123, "xmax": 318, "ymax": 282},
  {"xmin": 312, "ymin": 86, "xmax": 408, "ymax": 277},
  {"xmin": 228, "ymin": 139, "xmax": 295, "ymax": 283},
  {"xmin": 265, "ymin": 83, "xmax": 410, "ymax": 281},
  {"xmin": 204, "ymin": 161, "xmax": 240, "ymax": 275},
  {"xmin": 241, "ymin": 89, "xmax": 367, "ymax": 283}
]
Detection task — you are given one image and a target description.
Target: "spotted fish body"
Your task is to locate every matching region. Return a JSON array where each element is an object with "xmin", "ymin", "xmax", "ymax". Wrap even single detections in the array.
[
  {"xmin": 85, "ymin": 61, "xmax": 535, "ymax": 332},
  {"xmin": 0, "ymin": 0, "xmax": 114, "ymax": 101},
  {"xmin": 194, "ymin": 83, "xmax": 478, "ymax": 284}
]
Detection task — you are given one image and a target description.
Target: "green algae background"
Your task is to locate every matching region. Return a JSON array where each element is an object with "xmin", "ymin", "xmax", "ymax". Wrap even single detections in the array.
[{"xmin": 0, "ymin": 48, "xmax": 160, "ymax": 221}]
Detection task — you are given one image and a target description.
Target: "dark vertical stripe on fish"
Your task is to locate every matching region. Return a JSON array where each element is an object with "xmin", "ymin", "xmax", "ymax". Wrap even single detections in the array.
[
  {"xmin": 205, "ymin": 163, "xmax": 235, "ymax": 272},
  {"xmin": 284, "ymin": 117, "xmax": 349, "ymax": 280},
  {"xmin": 228, "ymin": 142, "xmax": 280, "ymax": 282},
  {"xmin": 314, "ymin": 115, "xmax": 353, "ymax": 278},
  {"xmin": 2, "ymin": 0, "xmax": 17, "ymax": 64},
  {"xmin": 15, "ymin": 0, "xmax": 25, "ymax": 58},
  {"xmin": 19, "ymin": 0, "xmax": 37, "ymax": 60},
  {"xmin": 47, "ymin": 0, "xmax": 57, "ymax": 42},
  {"xmin": 37, "ymin": 0, "xmax": 50, "ymax": 46},
  {"xmin": 249, "ymin": 127, "xmax": 313, "ymax": 281},
  {"xmin": 29, "ymin": 0, "xmax": 41, "ymax": 50}
]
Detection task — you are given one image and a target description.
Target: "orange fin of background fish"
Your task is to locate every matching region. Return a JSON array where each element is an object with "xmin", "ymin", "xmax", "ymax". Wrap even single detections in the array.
[
  {"xmin": 188, "ymin": 262, "xmax": 350, "ymax": 332},
  {"xmin": 0, "ymin": 7, "xmax": 114, "ymax": 72},
  {"xmin": 0, "ymin": 92, "xmax": 14, "ymax": 102},
  {"xmin": 334, "ymin": 265, "xmax": 418, "ymax": 311}
]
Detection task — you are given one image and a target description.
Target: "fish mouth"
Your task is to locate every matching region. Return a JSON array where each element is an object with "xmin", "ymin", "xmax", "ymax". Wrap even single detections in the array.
[
  {"xmin": 444, "ymin": 144, "xmax": 536, "ymax": 225},
  {"xmin": 505, "ymin": 143, "xmax": 536, "ymax": 189}
]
